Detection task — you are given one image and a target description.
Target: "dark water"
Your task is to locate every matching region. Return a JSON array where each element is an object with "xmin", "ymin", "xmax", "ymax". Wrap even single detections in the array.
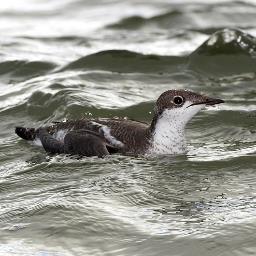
[{"xmin": 0, "ymin": 0, "xmax": 256, "ymax": 255}]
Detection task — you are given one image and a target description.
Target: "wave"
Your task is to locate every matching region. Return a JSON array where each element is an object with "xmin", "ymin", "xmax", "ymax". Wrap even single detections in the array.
[
  {"xmin": 107, "ymin": 1, "xmax": 256, "ymax": 31},
  {"xmin": 20, "ymin": 35, "xmax": 91, "ymax": 46},
  {"xmin": 61, "ymin": 29, "xmax": 256, "ymax": 76},
  {"xmin": 62, "ymin": 50, "xmax": 187, "ymax": 73},
  {"xmin": 107, "ymin": 10, "xmax": 183, "ymax": 30},
  {"xmin": 2, "ymin": 30, "xmax": 251, "ymax": 79},
  {"xmin": 62, "ymin": 29, "xmax": 256, "ymax": 76},
  {"xmin": 191, "ymin": 29, "xmax": 256, "ymax": 56},
  {"xmin": 0, "ymin": 60, "xmax": 56, "ymax": 77},
  {"xmin": 188, "ymin": 28, "xmax": 256, "ymax": 75},
  {"xmin": 0, "ymin": 85, "xmax": 154, "ymax": 122}
]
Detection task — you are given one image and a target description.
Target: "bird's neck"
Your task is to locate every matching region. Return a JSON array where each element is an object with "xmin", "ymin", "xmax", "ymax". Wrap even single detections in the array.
[{"xmin": 148, "ymin": 111, "xmax": 187, "ymax": 155}]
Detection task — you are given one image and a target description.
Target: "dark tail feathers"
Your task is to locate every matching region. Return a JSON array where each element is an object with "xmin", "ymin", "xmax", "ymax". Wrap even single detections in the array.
[{"xmin": 15, "ymin": 127, "xmax": 36, "ymax": 141}]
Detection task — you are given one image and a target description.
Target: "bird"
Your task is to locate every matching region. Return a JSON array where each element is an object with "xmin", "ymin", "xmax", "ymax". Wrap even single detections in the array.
[{"xmin": 15, "ymin": 89, "xmax": 224, "ymax": 157}]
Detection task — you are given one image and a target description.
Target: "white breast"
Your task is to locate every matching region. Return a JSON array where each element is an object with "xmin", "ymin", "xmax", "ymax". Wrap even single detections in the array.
[
  {"xmin": 147, "ymin": 109, "xmax": 188, "ymax": 155},
  {"xmin": 148, "ymin": 119, "xmax": 186, "ymax": 155},
  {"xmin": 147, "ymin": 102, "xmax": 204, "ymax": 155}
]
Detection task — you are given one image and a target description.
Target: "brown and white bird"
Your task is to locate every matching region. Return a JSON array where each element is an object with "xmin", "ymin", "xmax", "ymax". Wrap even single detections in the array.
[{"xmin": 15, "ymin": 89, "xmax": 224, "ymax": 157}]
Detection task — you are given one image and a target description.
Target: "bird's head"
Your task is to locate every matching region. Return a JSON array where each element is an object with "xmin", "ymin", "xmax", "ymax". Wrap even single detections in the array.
[{"xmin": 151, "ymin": 89, "xmax": 224, "ymax": 130}]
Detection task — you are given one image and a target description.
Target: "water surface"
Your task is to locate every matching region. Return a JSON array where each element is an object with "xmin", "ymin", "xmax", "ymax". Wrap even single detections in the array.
[{"xmin": 0, "ymin": 0, "xmax": 256, "ymax": 255}]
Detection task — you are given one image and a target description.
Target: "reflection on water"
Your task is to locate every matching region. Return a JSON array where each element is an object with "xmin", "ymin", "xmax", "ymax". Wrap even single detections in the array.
[{"xmin": 0, "ymin": 0, "xmax": 256, "ymax": 255}]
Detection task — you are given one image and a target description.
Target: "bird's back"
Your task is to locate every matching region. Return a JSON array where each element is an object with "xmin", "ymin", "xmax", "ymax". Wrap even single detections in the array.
[{"xmin": 47, "ymin": 118, "xmax": 150, "ymax": 154}]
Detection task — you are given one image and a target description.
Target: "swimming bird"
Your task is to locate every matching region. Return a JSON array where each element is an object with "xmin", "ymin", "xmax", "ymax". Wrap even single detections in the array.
[{"xmin": 15, "ymin": 90, "xmax": 224, "ymax": 157}]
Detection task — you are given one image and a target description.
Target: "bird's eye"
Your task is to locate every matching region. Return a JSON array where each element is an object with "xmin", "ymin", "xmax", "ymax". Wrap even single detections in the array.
[{"xmin": 173, "ymin": 96, "xmax": 184, "ymax": 105}]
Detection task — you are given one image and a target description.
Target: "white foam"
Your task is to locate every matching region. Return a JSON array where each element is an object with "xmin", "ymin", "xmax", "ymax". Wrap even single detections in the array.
[
  {"xmin": 223, "ymin": 29, "xmax": 236, "ymax": 43},
  {"xmin": 207, "ymin": 34, "xmax": 218, "ymax": 46}
]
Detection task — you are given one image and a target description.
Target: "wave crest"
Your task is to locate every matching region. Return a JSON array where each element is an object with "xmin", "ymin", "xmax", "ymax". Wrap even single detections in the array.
[{"xmin": 189, "ymin": 28, "xmax": 256, "ymax": 75}]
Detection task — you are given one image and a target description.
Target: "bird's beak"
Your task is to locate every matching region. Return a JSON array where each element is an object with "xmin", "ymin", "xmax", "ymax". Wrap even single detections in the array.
[
  {"xmin": 187, "ymin": 96, "xmax": 224, "ymax": 108},
  {"xmin": 204, "ymin": 97, "xmax": 225, "ymax": 106}
]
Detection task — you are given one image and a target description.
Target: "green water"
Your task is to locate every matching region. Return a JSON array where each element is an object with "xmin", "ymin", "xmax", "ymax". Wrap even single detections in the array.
[{"xmin": 0, "ymin": 0, "xmax": 256, "ymax": 255}]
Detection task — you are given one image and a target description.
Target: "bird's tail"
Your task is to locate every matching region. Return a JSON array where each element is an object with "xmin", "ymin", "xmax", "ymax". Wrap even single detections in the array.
[{"xmin": 15, "ymin": 127, "xmax": 36, "ymax": 141}]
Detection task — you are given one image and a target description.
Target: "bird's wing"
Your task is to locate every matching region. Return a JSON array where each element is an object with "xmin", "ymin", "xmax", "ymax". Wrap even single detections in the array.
[
  {"xmin": 38, "ymin": 128, "xmax": 118, "ymax": 157},
  {"xmin": 38, "ymin": 128, "xmax": 64, "ymax": 154}
]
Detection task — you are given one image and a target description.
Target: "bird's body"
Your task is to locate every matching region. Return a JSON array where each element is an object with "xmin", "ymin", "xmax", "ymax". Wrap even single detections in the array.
[
  {"xmin": 45, "ymin": 118, "xmax": 150, "ymax": 155},
  {"xmin": 15, "ymin": 90, "xmax": 224, "ymax": 157}
]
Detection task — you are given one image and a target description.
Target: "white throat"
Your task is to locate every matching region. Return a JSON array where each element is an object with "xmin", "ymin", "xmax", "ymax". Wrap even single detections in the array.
[{"xmin": 148, "ymin": 102, "xmax": 204, "ymax": 155}]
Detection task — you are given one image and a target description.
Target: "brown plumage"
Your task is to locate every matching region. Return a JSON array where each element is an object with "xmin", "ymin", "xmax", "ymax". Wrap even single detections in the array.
[{"xmin": 15, "ymin": 89, "xmax": 224, "ymax": 157}]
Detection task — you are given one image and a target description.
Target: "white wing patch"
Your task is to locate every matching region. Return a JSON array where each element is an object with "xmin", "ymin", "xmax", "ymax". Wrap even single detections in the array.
[
  {"xmin": 90, "ymin": 121, "xmax": 124, "ymax": 147},
  {"xmin": 31, "ymin": 129, "xmax": 68, "ymax": 147},
  {"xmin": 31, "ymin": 138, "xmax": 42, "ymax": 147},
  {"xmin": 53, "ymin": 129, "xmax": 68, "ymax": 142},
  {"xmin": 101, "ymin": 126, "xmax": 124, "ymax": 147}
]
